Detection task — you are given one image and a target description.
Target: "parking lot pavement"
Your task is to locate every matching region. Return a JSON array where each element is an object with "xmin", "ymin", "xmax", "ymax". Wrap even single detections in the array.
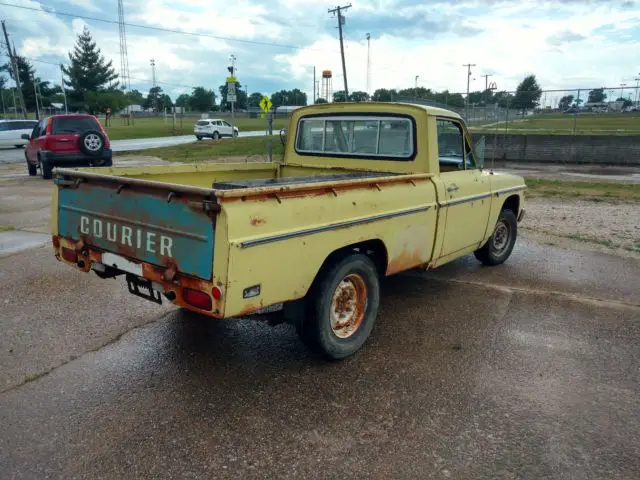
[{"xmin": 0, "ymin": 234, "xmax": 638, "ymax": 479}]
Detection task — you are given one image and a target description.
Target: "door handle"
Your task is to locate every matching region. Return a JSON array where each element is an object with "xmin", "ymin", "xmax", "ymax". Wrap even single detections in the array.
[
  {"xmin": 447, "ymin": 184, "xmax": 459, "ymax": 192},
  {"xmin": 57, "ymin": 139, "xmax": 71, "ymax": 142}
]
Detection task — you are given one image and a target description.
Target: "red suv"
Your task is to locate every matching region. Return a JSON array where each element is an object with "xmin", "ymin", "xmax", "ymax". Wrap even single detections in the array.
[{"xmin": 23, "ymin": 114, "xmax": 112, "ymax": 179}]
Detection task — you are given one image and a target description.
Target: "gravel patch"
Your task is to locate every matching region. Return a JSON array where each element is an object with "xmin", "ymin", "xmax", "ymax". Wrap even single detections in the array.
[{"xmin": 521, "ymin": 197, "xmax": 640, "ymax": 259}]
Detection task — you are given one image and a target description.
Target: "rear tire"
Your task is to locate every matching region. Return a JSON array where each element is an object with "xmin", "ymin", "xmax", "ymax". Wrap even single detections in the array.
[
  {"xmin": 38, "ymin": 154, "xmax": 52, "ymax": 180},
  {"xmin": 298, "ymin": 254, "xmax": 380, "ymax": 360},
  {"xmin": 474, "ymin": 209, "xmax": 517, "ymax": 266},
  {"xmin": 27, "ymin": 161, "xmax": 37, "ymax": 176}
]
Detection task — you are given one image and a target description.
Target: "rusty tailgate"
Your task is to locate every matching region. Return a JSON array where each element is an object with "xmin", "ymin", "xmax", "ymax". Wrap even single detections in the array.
[{"xmin": 57, "ymin": 181, "xmax": 215, "ymax": 280}]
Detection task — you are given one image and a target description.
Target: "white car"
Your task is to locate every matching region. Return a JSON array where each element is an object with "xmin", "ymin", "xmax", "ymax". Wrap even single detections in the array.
[
  {"xmin": 194, "ymin": 119, "xmax": 239, "ymax": 140},
  {"xmin": 0, "ymin": 119, "xmax": 39, "ymax": 148}
]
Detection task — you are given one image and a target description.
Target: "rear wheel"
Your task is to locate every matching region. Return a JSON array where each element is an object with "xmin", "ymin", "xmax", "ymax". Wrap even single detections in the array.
[
  {"xmin": 474, "ymin": 209, "xmax": 518, "ymax": 266},
  {"xmin": 38, "ymin": 154, "xmax": 52, "ymax": 180},
  {"xmin": 298, "ymin": 254, "xmax": 380, "ymax": 360}
]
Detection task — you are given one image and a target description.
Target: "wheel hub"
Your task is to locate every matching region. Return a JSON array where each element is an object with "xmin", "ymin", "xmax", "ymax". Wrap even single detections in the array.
[
  {"xmin": 84, "ymin": 134, "xmax": 101, "ymax": 151},
  {"xmin": 330, "ymin": 273, "xmax": 367, "ymax": 339},
  {"xmin": 492, "ymin": 221, "xmax": 510, "ymax": 252}
]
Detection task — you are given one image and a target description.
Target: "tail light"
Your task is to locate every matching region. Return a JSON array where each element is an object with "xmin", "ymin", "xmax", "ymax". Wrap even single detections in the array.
[
  {"xmin": 61, "ymin": 247, "xmax": 78, "ymax": 263},
  {"xmin": 183, "ymin": 288, "xmax": 212, "ymax": 311},
  {"xmin": 212, "ymin": 286, "xmax": 223, "ymax": 301},
  {"xmin": 52, "ymin": 235, "xmax": 60, "ymax": 249}
]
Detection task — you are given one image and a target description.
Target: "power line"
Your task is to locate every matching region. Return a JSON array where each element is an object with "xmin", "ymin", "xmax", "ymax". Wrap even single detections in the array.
[{"xmin": 0, "ymin": 1, "xmax": 309, "ymax": 51}]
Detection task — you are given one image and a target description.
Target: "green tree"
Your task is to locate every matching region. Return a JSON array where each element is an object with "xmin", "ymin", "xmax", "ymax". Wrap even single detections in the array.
[
  {"xmin": 349, "ymin": 91, "xmax": 369, "ymax": 102},
  {"xmin": 159, "ymin": 93, "xmax": 172, "ymax": 111},
  {"xmin": 0, "ymin": 55, "xmax": 39, "ymax": 113},
  {"xmin": 219, "ymin": 82, "xmax": 246, "ymax": 111},
  {"xmin": 315, "ymin": 97, "xmax": 328, "ymax": 104},
  {"xmin": 126, "ymin": 89, "xmax": 145, "ymax": 105},
  {"xmin": 248, "ymin": 92, "xmax": 263, "ymax": 108},
  {"xmin": 85, "ymin": 90, "xmax": 128, "ymax": 113},
  {"xmin": 62, "ymin": 27, "xmax": 119, "ymax": 112},
  {"xmin": 175, "ymin": 93, "xmax": 191, "ymax": 108},
  {"xmin": 270, "ymin": 89, "xmax": 307, "ymax": 108},
  {"xmin": 558, "ymin": 95, "xmax": 574, "ymax": 110},
  {"xmin": 144, "ymin": 86, "xmax": 163, "ymax": 111},
  {"xmin": 333, "ymin": 90, "xmax": 348, "ymax": 102},
  {"xmin": 372, "ymin": 88, "xmax": 397, "ymax": 101},
  {"xmin": 511, "ymin": 75, "xmax": 542, "ymax": 114},
  {"xmin": 616, "ymin": 97, "xmax": 632, "ymax": 108},
  {"xmin": 588, "ymin": 88, "xmax": 606, "ymax": 103},
  {"xmin": 189, "ymin": 86, "xmax": 216, "ymax": 112}
]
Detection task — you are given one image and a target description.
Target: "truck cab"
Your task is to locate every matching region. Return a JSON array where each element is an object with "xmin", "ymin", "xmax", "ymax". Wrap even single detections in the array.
[{"xmin": 50, "ymin": 102, "xmax": 525, "ymax": 359}]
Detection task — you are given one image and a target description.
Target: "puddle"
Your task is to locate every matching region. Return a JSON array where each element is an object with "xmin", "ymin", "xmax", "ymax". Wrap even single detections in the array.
[{"xmin": 0, "ymin": 231, "xmax": 51, "ymax": 256}]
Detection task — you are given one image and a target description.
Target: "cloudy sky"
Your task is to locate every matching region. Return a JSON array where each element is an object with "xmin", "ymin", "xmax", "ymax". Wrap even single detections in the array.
[{"xmin": 1, "ymin": 0, "xmax": 639, "ymax": 104}]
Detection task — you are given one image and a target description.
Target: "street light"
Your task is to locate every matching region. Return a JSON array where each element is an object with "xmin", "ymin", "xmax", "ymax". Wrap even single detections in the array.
[{"xmin": 415, "ymin": 75, "xmax": 419, "ymax": 89}]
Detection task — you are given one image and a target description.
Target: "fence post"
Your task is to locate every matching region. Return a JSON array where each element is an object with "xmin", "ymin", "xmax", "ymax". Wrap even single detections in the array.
[{"xmin": 572, "ymin": 89, "xmax": 580, "ymax": 134}]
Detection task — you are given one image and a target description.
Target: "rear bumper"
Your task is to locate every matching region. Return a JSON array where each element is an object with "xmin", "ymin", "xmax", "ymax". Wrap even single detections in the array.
[{"xmin": 42, "ymin": 149, "xmax": 112, "ymax": 166}]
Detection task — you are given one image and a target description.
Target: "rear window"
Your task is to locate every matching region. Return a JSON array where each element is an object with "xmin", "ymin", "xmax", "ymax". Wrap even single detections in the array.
[
  {"xmin": 196, "ymin": 120, "xmax": 210, "ymax": 126},
  {"xmin": 296, "ymin": 115, "xmax": 414, "ymax": 160},
  {"xmin": 51, "ymin": 116, "xmax": 99, "ymax": 134},
  {"xmin": 0, "ymin": 121, "xmax": 36, "ymax": 131}
]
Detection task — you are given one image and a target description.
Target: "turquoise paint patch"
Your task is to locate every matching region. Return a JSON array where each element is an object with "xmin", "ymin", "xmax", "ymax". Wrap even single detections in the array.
[{"xmin": 58, "ymin": 185, "xmax": 214, "ymax": 280}]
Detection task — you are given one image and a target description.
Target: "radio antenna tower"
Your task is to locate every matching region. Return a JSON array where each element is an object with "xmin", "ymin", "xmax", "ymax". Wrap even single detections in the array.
[{"xmin": 117, "ymin": 0, "xmax": 131, "ymax": 122}]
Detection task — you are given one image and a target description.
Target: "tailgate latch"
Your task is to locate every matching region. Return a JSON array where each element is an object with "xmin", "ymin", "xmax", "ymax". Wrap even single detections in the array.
[{"xmin": 188, "ymin": 200, "xmax": 221, "ymax": 217}]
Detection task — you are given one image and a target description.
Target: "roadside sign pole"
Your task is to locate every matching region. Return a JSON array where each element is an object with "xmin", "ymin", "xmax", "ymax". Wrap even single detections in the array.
[{"xmin": 267, "ymin": 109, "xmax": 273, "ymax": 163}]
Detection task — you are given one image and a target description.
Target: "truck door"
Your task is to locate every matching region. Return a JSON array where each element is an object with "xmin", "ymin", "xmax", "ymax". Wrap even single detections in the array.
[{"xmin": 436, "ymin": 118, "xmax": 492, "ymax": 257}]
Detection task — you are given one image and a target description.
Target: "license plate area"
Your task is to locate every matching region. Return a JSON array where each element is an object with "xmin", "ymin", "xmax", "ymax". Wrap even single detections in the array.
[{"xmin": 126, "ymin": 273, "xmax": 162, "ymax": 304}]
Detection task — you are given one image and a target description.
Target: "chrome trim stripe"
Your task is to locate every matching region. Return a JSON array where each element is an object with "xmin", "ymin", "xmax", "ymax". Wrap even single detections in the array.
[
  {"xmin": 441, "ymin": 192, "xmax": 492, "ymax": 207},
  {"xmin": 60, "ymin": 204, "xmax": 209, "ymax": 241},
  {"xmin": 494, "ymin": 185, "xmax": 527, "ymax": 195},
  {"xmin": 239, "ymin": 205, "xmax": 432, "ymax": 248}
]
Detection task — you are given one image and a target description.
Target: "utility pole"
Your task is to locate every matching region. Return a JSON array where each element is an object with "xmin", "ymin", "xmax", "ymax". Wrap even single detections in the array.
[
  {"xmin": 463, "ymin": 63, "xmax": 476, "ymax": 120},
  {"xmin": 328, "ymin": 4, "xmax": 352, "ymax": 99},
  {"xmin": 31, "ymin": 73, "xmax": 40, "ymax": 120},
  {"xmin": 634, "ymin": 75, "xmax": 640, "ymax": 105},
  {"xmin": 365, "ymin": 33, "xmax": 371, "ymax": 96},
  {"xmin": 60, "ymin": 64, "xmax": 68, "ymax": 114},
  {"xmin": 1, "ymin": 21, "xmax": 27, "ymax": 119},
  {"xmin": 482, "ymin": 74, "xmax": 492, "ymax": 93},
  {"xmin": 313, "ymin": 66, "xmax": 316, "ymax": 103},
  {"xmin": 620, "ymin": 83, "xmax": 626, "ymax": 101},
  {"xmin": 415, "ymin": 75, "xmax": 419, "ymax": 89},
  {"xmin": 150, "ymin": 58, "xmax": 157, "ymax": 112}
]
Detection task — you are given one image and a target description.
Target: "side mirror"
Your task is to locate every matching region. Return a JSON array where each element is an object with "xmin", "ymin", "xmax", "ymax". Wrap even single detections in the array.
[
  {"xmin": 21, "ymin": 134, "xmax": 30, "ymax": 140},
  {"xmin": 475, "ymin": 136, "xmax": 486, "ymax": 169},
  {"xmin": 279, "ymin": 128, "xmax": 287, "ymax": 146}
]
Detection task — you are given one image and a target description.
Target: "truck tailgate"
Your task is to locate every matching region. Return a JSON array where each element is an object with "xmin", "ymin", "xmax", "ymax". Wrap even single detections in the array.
[{"xmin": 57, "ymin": 182, "xmax": 215, "ymax": 280}]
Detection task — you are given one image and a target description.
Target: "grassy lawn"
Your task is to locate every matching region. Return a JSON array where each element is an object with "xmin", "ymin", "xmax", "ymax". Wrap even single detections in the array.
[
  {"xmin": 471, "ymin": 112, "xmax": 640, "ymax": 135},
  {"xmin": 100, "ymin": 116, "xmax": 289, "ymax": 140},
  {"xmin": 525, "ymin": 178, "xmax": 640, "ymax": 200},
  {"xmin": 120, "ymin": 135, "xmax": 285, "ymax": 162},
  {"xmin": 0, "ymin": 225, "xmax": 15, "ymax": 232}
]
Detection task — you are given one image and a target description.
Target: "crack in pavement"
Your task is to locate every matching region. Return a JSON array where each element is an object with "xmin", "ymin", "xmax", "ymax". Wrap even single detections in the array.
[{"xmin": 0, "ymin": 310, "xmax": 175, "ymax": 395}]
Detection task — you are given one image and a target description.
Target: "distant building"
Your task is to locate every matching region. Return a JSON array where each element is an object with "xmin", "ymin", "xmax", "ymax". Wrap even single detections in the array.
[{"xmin": 275, "ymin": 105, "xmax": 304, "ymax": 116}]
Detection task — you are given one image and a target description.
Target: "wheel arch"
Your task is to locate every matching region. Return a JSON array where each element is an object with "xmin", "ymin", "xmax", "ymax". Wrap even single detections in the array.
[{"xmin": 502, "ymin": 194, "xmax": 520, "ymax": 215}]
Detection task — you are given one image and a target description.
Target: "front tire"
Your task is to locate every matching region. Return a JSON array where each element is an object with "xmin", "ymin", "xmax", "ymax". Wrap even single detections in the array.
[
  {"xmin": 299, "ymin": 254, "xmax": 380, "ymax": 360},
  {"xmin": 474, "ymin": 209, "xmax": 517, "ymax": 266}
]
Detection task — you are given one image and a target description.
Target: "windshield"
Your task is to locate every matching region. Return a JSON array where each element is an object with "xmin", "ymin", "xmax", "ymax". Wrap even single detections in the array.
[{"xmin": 52, "ymin": 116, "xmax": 99, "ymax": 134}]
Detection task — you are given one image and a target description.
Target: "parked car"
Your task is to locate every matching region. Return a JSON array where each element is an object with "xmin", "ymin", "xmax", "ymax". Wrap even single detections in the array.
[
  {"xmin": 0, "ymin": 119, "xmax": 39, "ymax": 148},
  {"xmin": 194, "ymin": 119, "xmax": 239, "ymax": 140},
  {"xmin": 50, "ymin": 102, "xmax": 526, "ymax": 360},
  {"xmin": 23, "ymin": 114, "xmax": 112, "ymax": 179}
]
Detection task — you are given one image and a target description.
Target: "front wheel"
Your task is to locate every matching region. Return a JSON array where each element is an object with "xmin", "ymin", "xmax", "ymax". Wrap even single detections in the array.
[
  {"xmin": 299, "ymin": 254, "xmax": 380, "ymax": 360},
  {"xmin": 27, "ymin": 161, "xmax": 37, "ymax": 176},
  {"xmin": 474, "ymin": 209, "xmax": 518, "ymax": 266}
]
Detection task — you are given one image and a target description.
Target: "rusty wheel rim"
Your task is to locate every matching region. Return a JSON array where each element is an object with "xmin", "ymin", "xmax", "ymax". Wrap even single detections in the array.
[
  {"xmin": 330, "ymin": 273, "xmax": 368, "ymax": 339},
  {"xmin": 492, "ymin": 220, "xmax": 510, "ymax": 253}
]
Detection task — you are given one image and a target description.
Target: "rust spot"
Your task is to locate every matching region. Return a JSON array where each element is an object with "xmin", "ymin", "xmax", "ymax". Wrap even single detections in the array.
[
  {"xmin": 250, "ymin": 217, "xmax": 266, "ymax": 226},
  {"xmin": 386, "ymin": 249, "xmax": 426, "ymax": 276},
  {"xmin": 163, "ymin": 262, "xmax": 177, "ymax": 282},
  {"xmin": 236, "ymin": 301, "xmax": 264, "ymax": 317}
]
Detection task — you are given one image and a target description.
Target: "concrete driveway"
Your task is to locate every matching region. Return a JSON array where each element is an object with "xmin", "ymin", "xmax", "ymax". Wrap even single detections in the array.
[{"xmin": 0, "ymin": 168, "xmax": 639, "ymax": 479}]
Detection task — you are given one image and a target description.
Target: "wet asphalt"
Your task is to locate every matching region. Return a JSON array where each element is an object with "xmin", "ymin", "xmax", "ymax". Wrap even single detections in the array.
[
  {"xmin": 1, "ymin": 167, "xmax": 640, "ymax": 479},
  {"xmin": 1, "ymin": 237, "xmax": 639, "ymax": 478}
]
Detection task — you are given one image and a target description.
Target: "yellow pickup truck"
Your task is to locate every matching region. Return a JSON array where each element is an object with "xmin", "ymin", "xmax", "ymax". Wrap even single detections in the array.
[{"xmin": 51, "ymin": 102, "xmax": 525, "ymax": 359}]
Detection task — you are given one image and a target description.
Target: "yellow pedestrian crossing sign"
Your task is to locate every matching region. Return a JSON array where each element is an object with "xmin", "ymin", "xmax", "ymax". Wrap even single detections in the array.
[{"xmin": 259, "ymin": 96, "xmax": 272, "ymax": 112}]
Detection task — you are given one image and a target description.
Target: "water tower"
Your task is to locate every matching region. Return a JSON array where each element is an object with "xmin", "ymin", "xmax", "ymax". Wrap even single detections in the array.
[{"xmin": 321, "ymin": 70, "xmax": 333, "ymax": 102}]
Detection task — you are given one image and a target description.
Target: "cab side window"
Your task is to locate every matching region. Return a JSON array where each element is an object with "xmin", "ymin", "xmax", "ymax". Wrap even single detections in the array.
[{"xmin": 436, "ymin": 119, "xmax": 464, "ymax": 173}]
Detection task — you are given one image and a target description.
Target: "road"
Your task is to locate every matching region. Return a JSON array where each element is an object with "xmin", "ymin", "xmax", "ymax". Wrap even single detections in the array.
[
  {"xmin": 0, "ymin": 172, "xmax": 639, "ymax": 478},
  {"xmin": 0, "ymin": 130, "xmax": 267, "ymax": 165}
]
